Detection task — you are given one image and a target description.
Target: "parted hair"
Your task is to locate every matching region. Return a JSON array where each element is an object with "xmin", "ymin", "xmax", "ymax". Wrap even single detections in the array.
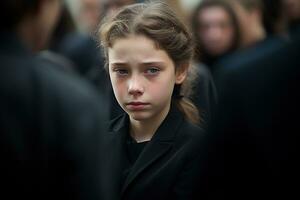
[{"xmin": 98, "ymin": 1, "xmax": 201, "ymax": 125}]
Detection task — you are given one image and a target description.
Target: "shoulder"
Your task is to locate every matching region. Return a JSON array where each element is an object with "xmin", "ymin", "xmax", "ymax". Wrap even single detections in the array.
[
  {"xmin": 175, "ymin": 119, "xmax": 205, "ymax": 153},
  {"xmin": 179, "ymin": 120, "xmax": 205, "ymax": 139},
  {"xmin": 215, "ymin": 37, "xmax": 287, "ymax": 74},
  {"xmin": 33, "ymin": 58, "xmax": 104, "ymax": 106},
  {"xmin": 30, "ymin": 59, "xmax": 108, "ymax": 130}
]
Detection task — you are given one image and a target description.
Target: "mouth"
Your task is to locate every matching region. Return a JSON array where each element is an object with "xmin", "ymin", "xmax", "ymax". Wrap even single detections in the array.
[{"xmin": 126, "ymin": 102, "xmax": 150, "ymax": 111}]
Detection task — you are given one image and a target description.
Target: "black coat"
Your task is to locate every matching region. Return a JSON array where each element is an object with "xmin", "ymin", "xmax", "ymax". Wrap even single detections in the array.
[
  {"xmin": 192, "ymin": 63, "xmax": 218, "ymax": 123},
  {"xmin": 99, "ymin": 105, "xmax": 204, "ymax": 200},
  {"xmin": 198, "ymin": 27, "xmax": 300, "ymax": 199},
  {"xmin": 0, "ymin": 32, "xmax": 107, "ymax": 200}
]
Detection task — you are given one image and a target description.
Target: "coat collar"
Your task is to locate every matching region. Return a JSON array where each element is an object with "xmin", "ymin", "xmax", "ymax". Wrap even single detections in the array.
[{"xmin": 108, "ymin": 103, "xmax": 184, "ymax": 196}]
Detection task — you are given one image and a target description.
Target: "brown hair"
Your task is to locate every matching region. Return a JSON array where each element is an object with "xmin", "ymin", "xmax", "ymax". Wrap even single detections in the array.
[
  {"xmin": 229, "ymin": 0, "xmax": 263, "ymax": 11},
  {"xmin": 98, "ymin": 2, "xmax": 201, "ymax": 125}
]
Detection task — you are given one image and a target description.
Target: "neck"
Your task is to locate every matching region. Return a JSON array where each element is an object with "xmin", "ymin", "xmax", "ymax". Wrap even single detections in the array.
[{"xmin": 129, "ymin": 102, "xmax": 171, "ymax": 143}]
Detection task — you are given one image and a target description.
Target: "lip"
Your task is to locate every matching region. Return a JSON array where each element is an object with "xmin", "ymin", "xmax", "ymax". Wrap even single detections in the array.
[{"xmin": 126, "ymin": 102, "xmax": 149, "ymax": 110}]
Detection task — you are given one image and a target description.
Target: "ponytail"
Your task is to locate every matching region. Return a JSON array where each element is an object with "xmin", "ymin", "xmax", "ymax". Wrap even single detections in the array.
[{"xmin": 173, "ymin": 85, "xmax": 202, "ymax": 125}]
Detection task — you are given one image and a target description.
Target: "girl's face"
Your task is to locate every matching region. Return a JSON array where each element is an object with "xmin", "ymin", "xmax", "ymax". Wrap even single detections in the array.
[{"xmin": 108, "ymin": 35, "xmax": 186, "ymax": 122}]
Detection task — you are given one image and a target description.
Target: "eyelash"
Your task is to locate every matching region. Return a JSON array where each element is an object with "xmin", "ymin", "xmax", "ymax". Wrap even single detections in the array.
[
  {"xmin": 145, "ymin": 67, "xmax": 160, "ymax": 75},
  {"xmin": 114, "ymin": 69, "xmax": 128, "ymax": 76},
  {"xmin": 113, "ymin": 67, "xmax": 161, "ymax": 76}
]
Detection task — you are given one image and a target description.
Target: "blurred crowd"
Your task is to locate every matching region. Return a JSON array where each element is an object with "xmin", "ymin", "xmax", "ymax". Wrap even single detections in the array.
[
  {"xmin": 35, "ymin": 0, "xmax": 300, "ymax": 122},
  {"xmin": 1, "ymin": 0, "xmax": 299, "ymax": 199}
]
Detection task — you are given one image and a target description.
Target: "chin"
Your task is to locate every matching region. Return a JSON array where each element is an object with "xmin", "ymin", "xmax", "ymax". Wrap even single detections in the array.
[{"xmin": 127, "ymin": 111, "xmax": 152, "ymax": 121}]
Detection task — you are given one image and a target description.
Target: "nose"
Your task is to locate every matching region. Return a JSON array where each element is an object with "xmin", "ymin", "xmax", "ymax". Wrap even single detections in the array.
[
  {"xmin": 128, "ymin": 75, "xmax": 144, "ymax": 96},
  {"xmin": 208, "ymin": 26, "xmax": 223, "ymax": 42}
]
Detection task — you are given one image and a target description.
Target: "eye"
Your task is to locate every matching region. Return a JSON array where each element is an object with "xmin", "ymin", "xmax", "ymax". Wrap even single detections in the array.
[
  {"xmin": 145, "ymin": 67, "xmax": 160, "ymax": 75},
  {"xmin": 113, "ymin": 68, "xmax": 129, "ymax": 76}
]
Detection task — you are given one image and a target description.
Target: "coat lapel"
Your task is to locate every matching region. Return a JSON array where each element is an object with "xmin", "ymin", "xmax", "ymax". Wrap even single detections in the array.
[
  {"xmin": 101, "ymin": 115, "xmax": 128, "ymax": 200},
  {"xmin": 121, "ymin": 105, "xmax": 183, "ymax": 196}
]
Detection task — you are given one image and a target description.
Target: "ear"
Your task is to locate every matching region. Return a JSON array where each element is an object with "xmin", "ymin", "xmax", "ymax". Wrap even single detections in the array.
[{"xmin": 175, "ymin": 63, "xmax": 189, "ymax": 84}]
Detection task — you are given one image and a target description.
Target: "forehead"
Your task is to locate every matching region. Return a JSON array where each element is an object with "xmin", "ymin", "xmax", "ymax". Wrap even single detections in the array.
[
  {"xmin": 108, "ymin": 35, "xmax": 172, "ymax": 63},
  {"xmin": 199, "ymin": 6, "xmax": 231, "ymax": 22}
]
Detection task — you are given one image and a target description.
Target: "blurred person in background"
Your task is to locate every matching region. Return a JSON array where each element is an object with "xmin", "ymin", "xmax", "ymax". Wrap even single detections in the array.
[
  {"xmin": 38, "ymin": 4, "xmax": 79, "ymax": 74},
  {"xmin": 262, "ymin": 0, "xmax": 288, "ymax": 36},
  {"xmin": 77, "ymin": 0, "xmax": 103, "ymax": 34},
  {"xmin": 0, "ymin": 0, "xmax": 107, "ymax": 199},
  {"xmin": 44, "ymin": 0, "xmax": 110, "ymax": 109},
  {"xmin": 197, "ymin": 14, "xmax": 300, "ymax": 200},
  {"xmin": 189, "ymin": 0, "xmax": 239, "ymax": 123},
  {"xmin": 229, "ymin": 0, "xmax": 266, "ymax": 48},
  {"xmin": 214, "ymin": 0, "xmax": 288, "ymax": 79},
  {"xmin": 282, "ymin": 0, "xmax": 300, "ymax": 31},
  {"xmin": 192, "ymin": 0, "xmax": 240, "ymax": 71}
]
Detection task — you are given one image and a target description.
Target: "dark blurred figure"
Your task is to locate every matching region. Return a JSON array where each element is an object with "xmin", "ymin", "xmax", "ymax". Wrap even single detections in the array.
[
  {"xmin": 283, "ymin": 0, "xmax": 300, "ymax": 32},
  {"xmin": 214, "ymin": 0, "xmax": 288, "ymax": 87},
  {"xmin": 0, "ymin": 0, "xmax": 107, "ymax": 199},
  {"xmin": 50, "ymin": 4, "xmax": 77, "ymax": 51},
  {"xmin": 48, "ymin": 3, "xmax": 105, "ymax": 81},
  {"xmin": 192, "ymin": 0, "xmax": 240, "ymax": 71},
  {"xmin": 189, "ymin": 63, "xmax": 218, "ymax": 125},
  {"xmin": 45, "ymin": 2, "xmax": 110, "ymax": 110},
  {"xmin": 198, "ymin": 18, "xmax": 300, "ymax": 200},
  {"xmin": 37, "ymin": 5, "xmax": 78, "ymax": 74},
  {"xmin": 262, "ymin": 0, "xmax": 288, "ymax": 36},
  {"xmin": 190, "ymin": 0, "xmax": 237, "ymax": 123}
]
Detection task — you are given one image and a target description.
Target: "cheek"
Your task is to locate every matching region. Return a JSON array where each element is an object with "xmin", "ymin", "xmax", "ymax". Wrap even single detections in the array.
[
  {"xmin": 225, "ymin": 28, "xmax": 235, "ymax": 42},
  {"xmin": 148, "ymin": 76, "xmax": 175, "ymax": 100}
]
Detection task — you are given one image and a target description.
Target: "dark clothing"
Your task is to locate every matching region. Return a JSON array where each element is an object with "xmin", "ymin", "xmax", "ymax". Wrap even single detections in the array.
[
  {"xmin": 0, "ymin": 32, "xmax": 107, "ymax": 200},
  {"xmin": 123, "ymin": 133, "xmax": 149, "ymax": 187},
  {"xmin": 214, "ymin": 35, "xmax": 288, "ymax": 80},
  {"xmin": 54, "ymin": 32, "xmax": 103, "ymax": 76},
  {"xmin": 126, "ymin": 136, "xmax": 149, "ymax": 164},
  {"xmin": 54, "ymin": 32, "xmax": 110, "ymax": 97},
  {"xmin": 100, "ymin": 104, "xmax": 204, "ymax": 200},
  {"xmin": 54, "ymin": 32, "xmax": 122, "ymax": 120},
  {"xmin": 198, "ymin": 28, "xmax": 300, "ymax": 199},
  {"xmin": 192, "ymin": 63, "xmax": 218, "ymax": 123}
]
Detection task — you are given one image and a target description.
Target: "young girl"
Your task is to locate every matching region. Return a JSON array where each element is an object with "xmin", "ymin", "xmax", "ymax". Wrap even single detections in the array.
[{"xmin": 98, "ymin": 2, "xmax": 204, "ymax": 200}]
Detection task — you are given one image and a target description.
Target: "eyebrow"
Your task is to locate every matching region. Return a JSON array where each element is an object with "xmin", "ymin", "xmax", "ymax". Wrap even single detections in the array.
[{"xmin": 110, "ymin": 61, "xmax": 165, "ymax": 66}]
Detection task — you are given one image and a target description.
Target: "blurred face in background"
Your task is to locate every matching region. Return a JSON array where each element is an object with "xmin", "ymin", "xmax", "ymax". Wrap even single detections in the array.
[
  {"xmin": 79, "ymin": 0, "xmax": 102, "ymax": 33},
  {"xmin": 197, "ymin": 6, "xmax": 235, "ymax": 56},
  {"xmin": 283, "ymin": 0, "xmax": 300, "ymax": 21}
]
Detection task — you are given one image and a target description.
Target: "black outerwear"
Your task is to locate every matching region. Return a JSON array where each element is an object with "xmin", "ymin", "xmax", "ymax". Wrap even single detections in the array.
[
  {"xmin": 198, "ymin": 27, "xmax": 300, "ymax": 199},
  {"xmin": 99, "ymin": 104, "xmax": 204, "ymax": 200},
  {"xmin": 0, "ymin": 32, "xmax": 107, "ymax": 200}
]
